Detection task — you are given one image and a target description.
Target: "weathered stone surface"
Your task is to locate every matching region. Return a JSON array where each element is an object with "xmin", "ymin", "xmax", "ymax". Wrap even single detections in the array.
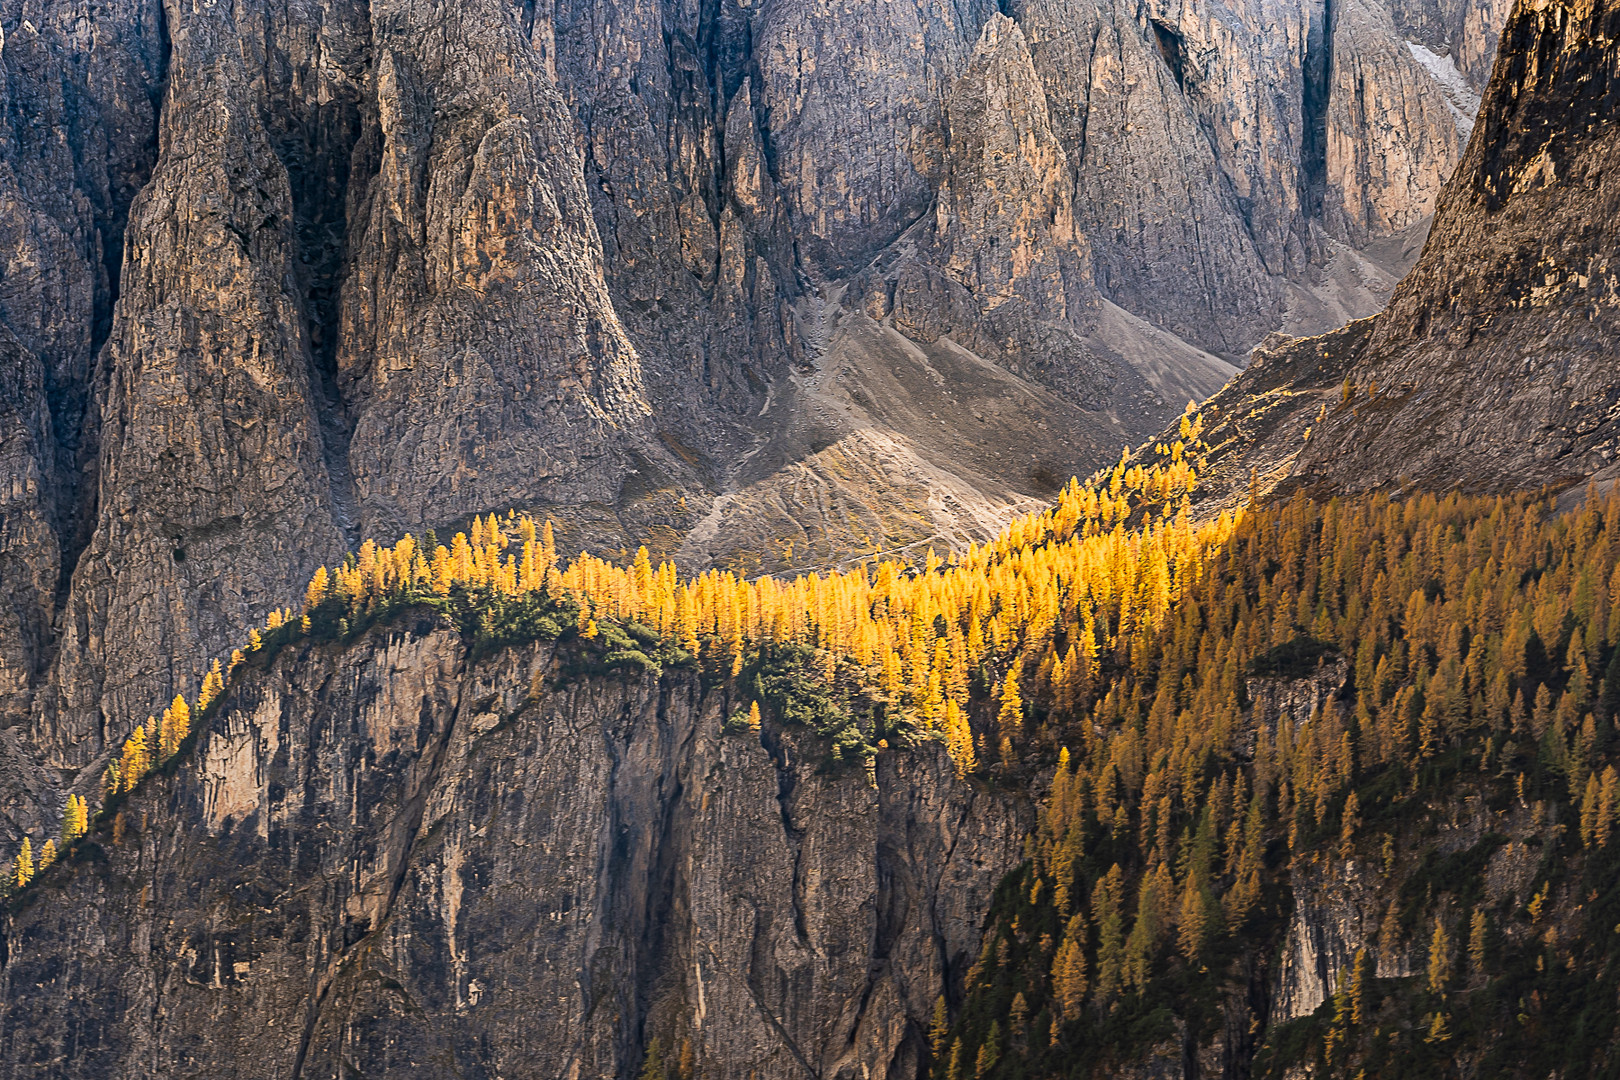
[
  {"xmin": 747, "ymin": 0, "xmax": 998, "ymax": 279},
  {"xmin": 42, "ymin": 4, "xmax": 351, "ymax": 772},
  {"xmin": 0, "ymin": 616, "xmax": 1026, "ymax": 1080},
  {"xmin": 1013, "ymin": 0, "xmax": 1291, "ymax": 355},
  {"xmin": 340, "ymin": 0, "xmax": 660, "ymax": 542},
  {"xmin": 21, "ymin": 0, "xmax": 678, "ymax": 784},
  {"xmin": 1315, "ymin": 0, "xmax": 1620, "ymax": 489},
  {"xmin": 1179, "ymin": 0, "xmax": 1620, "ymax": 508},
  {"xmin": 1010, "ymin": 0, "xmax": 1499, "ymax": 357},
  {"xmin": 0, "ymin": 0, "xmax": 165, "ymax": 747},
  {"xmin": 875, "ymin": 15, "xmax": 1109, "ymax": 406},
  {"xmin": 0, "ymin": 328, "xmax": 58, "ymax": 751},
  {"xmin": 1394, "ymin": 0, "xmax": 1517, "ymax": 89},
  {"xmin": 1322, "ymin": 0, "xmax": 1467, "ymax": 245}
]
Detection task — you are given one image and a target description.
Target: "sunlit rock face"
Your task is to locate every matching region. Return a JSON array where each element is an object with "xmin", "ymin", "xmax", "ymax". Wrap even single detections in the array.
[{"xmin": 1161, "ymin": 0, "xmax": 1620, "ymax": 511}]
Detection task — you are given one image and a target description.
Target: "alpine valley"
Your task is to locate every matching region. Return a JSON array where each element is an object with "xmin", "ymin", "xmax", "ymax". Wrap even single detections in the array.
[{"xmin": 0, "ymin": 0, "xmax": 1616, "ymax": 1077}]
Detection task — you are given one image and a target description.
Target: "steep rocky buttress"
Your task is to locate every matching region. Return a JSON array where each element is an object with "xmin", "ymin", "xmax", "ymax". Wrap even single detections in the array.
[
  {"xmin": 1172, "ymin": 0, "xmax": 1620, "ymax": 508},
  {"xmin": 0, "ymin": 616, "xmax": 1026, "ymax": 1079}
]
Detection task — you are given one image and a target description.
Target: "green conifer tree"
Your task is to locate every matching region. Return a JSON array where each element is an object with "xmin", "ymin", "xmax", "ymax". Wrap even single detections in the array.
[{"xmin": 639, "ymin": 1038, "xmax": 667, "ymax": 1080}]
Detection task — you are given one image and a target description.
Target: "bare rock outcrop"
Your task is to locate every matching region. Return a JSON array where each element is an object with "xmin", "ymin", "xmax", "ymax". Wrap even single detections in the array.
[
  {"xmin": 25, "ymin": 0, "xmax": 675, "ymax": 780},
  {"xmin": 1316, "ymin": 0, "xmax": 1620, "ymax": 488},
  {"xmin": 1013, "ymin": 0, "xmax": 1291, "ymax": 355},
  {"xmin": 0, "ymin": 616, "xmax": 1026, "ymax": 1080},
  {"xmin": 746, "ymin": 0, "xmax": 998, "ymax": 279},
  {"xmin": 1179, "ymin": 0, "xmax": 1620, "ymax": 507},
  {"xmin": 42, "ymin": 7, "xmax": 352, "ymax": 771},
  {"xmin": 0, "ymin": 330, "xmax": 59, "ymax": 757},
  {"xmin": 872, "ymin": 15, "xmax": 1111, "ymax": 406},
  {"xmin": 1010, "ymin": 0, "xmax": 1500, "ymax": 356},
  {"xmin": 340, "ymin": 0, "xmax": 660, "ymax": 541},
  {"xmin": 0, "ymin": 0, "xmax": 165, "ymax": 770},
  {"xmin": 1394, "ymin": 0, "xmax": 1518, "ymax": 88},
  {"xmin": 1323, "ymin": 0, "xmax": 1468, "ymax": 244}
]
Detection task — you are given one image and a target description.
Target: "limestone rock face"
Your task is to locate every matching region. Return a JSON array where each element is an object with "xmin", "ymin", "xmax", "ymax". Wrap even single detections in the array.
[
  {"xmin": 0, "ymin": 0, "xmax": 166, "ymax": 764},
  {"xmin": 750, "ymin": 0, "xmax": 999, "ymax": 279},
  {"xmin": 1318, "ymin": 0, "xmax": 1620, "ymax": 489},
  {"xmin": 1179, "ymin": 0, "xmax": 1620, "ymax": 507},
  {"xmin": 0, "ymin": 617, "xmax": 1026, "ymax": 1080},
  {"xmin": 1262, "ymin": 775, "xmax": 1553, "ymax": 1037},
  {"xmin": 0, "ymin": 0, "xmax": 1514, "ymax": 826},
  {"xmin": 1393, "ymin": 0, "xmax": 1517, "ymax": 88},
  {"xmin": 18, "ymin": 0, "xmax": 671, "ymax": 780},
  {"xmin": 340, "ymin": 0, "xmax": 657, "ymax": 541},
  {"xmin": 875, "ymin": 15, "xmax": 1111, "ymax": 406},
  {"xmin": 0, "ymin": 328, "xmax": 59, "ymax": 753},
  {"xmin": 1013, "ymin": 0, "xmax": 1290, "ymax": 355},
  {"xmin": 40, "ymin": 1, "xmax": 356, "ymax": 771},
  {"xmin": 1009, "ymin": 0, "xmax": 1498, "ymax": 355},
  {"xmin": 1322, "ymin": 0, "xmax": 1467, "ymax": 245}
]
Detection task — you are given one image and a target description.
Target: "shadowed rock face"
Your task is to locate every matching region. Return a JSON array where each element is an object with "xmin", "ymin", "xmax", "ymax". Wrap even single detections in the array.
[
  {"xmin": 1313, "ymin": 0, "xmax": 1620, "ymax": 488},
  {"xmin": 43, "ymin": 5, "xmax": 354, "ymax": 773},
  {"xmin": 0, "ymin": 0, "xmax": 167, "ymax": 799},
  {"xmin": 1175, "ymin": 0, "xmax": 1620, "ymax": 510},
  {"xmin": 0, "ymin": 617, "xmax": 1026, "ymax": 1080}
]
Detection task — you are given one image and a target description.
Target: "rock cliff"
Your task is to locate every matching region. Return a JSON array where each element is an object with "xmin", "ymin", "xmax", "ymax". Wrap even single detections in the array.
[
  {"xmin": 16, "ymin": 613, "xmax": 1473, "ymax": 1080},
  {"xmin": 7, "ymin": 0, "xmax": 682, "ymax": 779},
  {"xmin": 1178, "ymin": 0, "xmax": 1620, "ymax": 510},
  {"xmin": 0, "ymin": 0, "xmax": 167, "ymax": 796},
  {"xmin": 0, "ymin": 613, "xmax": 1026, "ymax": 1079}
]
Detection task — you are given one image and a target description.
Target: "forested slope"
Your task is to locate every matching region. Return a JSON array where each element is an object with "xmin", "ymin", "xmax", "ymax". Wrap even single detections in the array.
[{"xmin": 8, "ymin": 427, "xmax": 1620, "ymax": 1077}]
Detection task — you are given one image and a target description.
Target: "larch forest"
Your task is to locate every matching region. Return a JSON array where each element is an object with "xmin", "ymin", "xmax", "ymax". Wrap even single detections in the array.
[{"xmin": 1, "ymin": 0, "xmax": 1617, "ymax": 1072}]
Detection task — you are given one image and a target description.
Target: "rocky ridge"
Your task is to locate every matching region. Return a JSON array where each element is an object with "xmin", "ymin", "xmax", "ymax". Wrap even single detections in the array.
[{"xmin": 0, "ymin": 0, "xmax": 1518, "ymax": 815}]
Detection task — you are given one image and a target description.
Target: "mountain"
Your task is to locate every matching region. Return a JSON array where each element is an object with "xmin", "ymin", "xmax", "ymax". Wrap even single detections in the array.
[
  {"xmin": 1178, "ymin": 0, "xmax": 1620, "ymax": 508},
  {"xmin": 0, "ymin": 0, "xmax": 1508, "ymax": 808},
  {"xmin": 9, "ymin": 0, "xmax": 1617, "ymax": 1076}
]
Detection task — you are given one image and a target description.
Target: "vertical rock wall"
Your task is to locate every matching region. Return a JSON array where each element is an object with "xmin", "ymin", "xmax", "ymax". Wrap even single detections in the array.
[
  {"xmin": 340, "ymin": 0, "xmax": 658, "ymax": 542},
  {"xmin": 44, "ymin": 0, "xmax": 355, "ymax": 770},
  {"xmin": 1283, "ymin": 0, "xmax": 1620, "ymax": 492},
  {"xmin": 0, "ymin": 0, "xmax": 167, "ymax": 759},
  {"xmin": 0, "ymin": 618, "xmax": 1026, "ymax": 1080}
]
